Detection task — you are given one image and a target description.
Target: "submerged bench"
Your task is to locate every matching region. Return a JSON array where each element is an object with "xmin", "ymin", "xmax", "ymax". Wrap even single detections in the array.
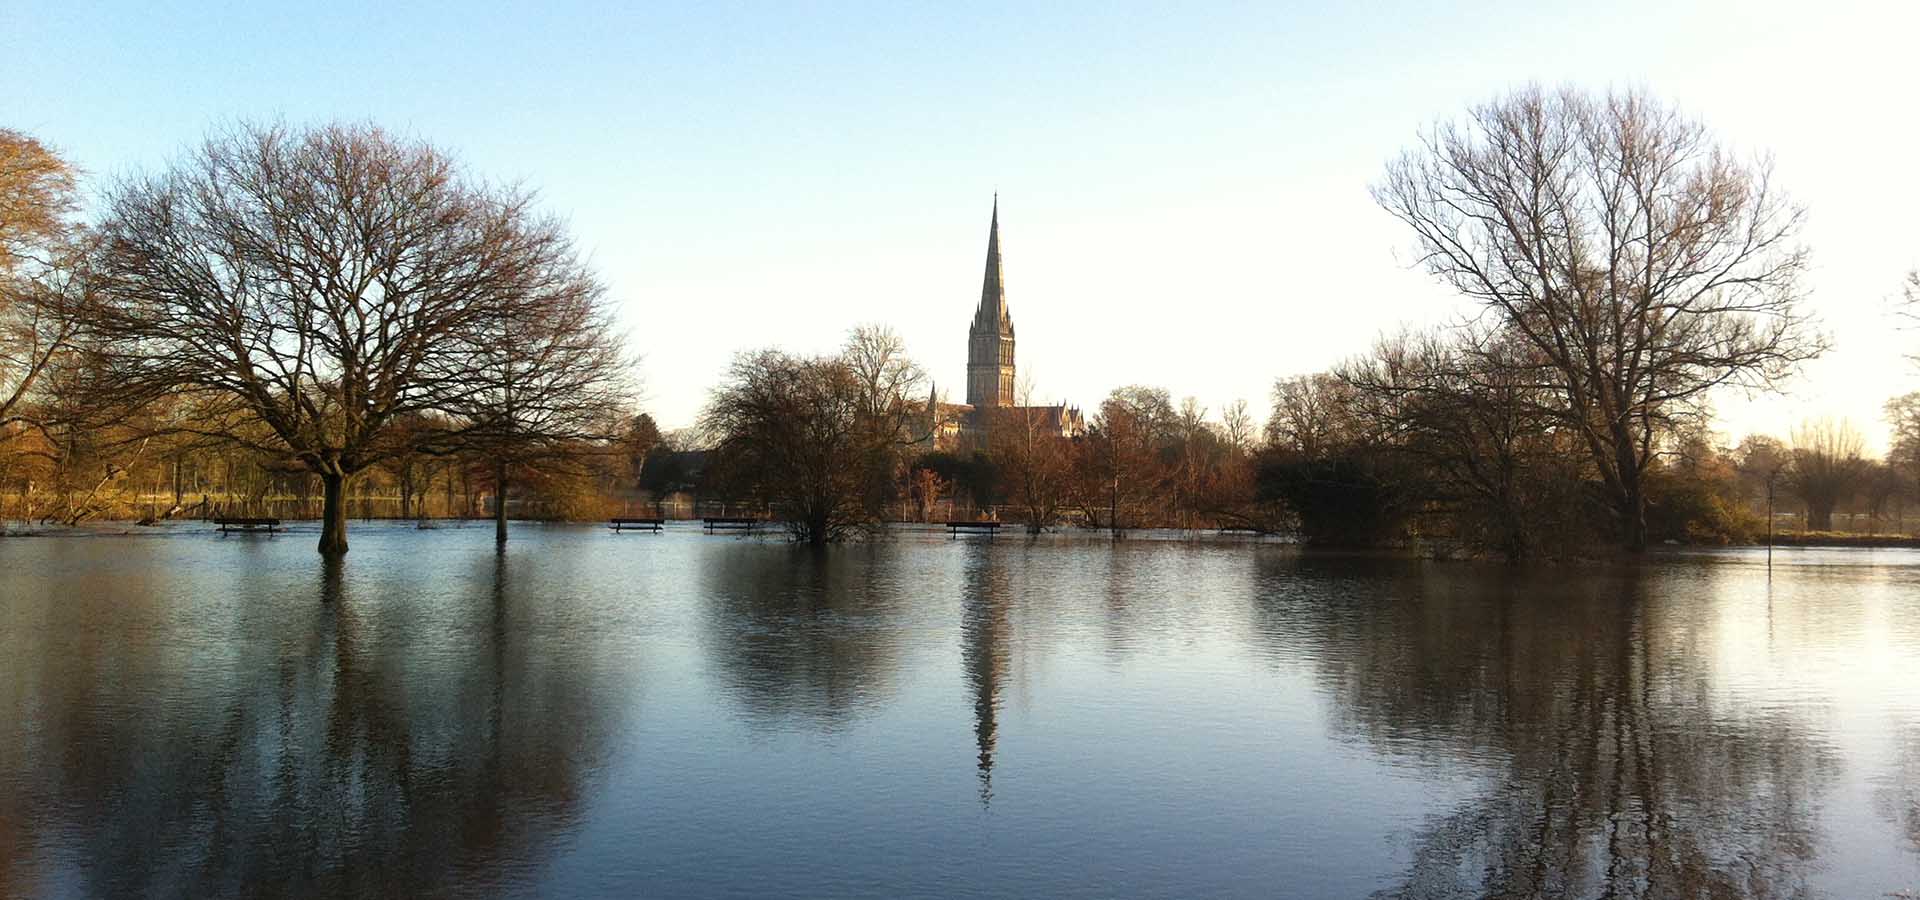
[
  {"xmin": 213, "ymin": 517, "xmax": 281, "ymax": 534},
  {"xmin": 946, "ymin": 520, "xmax": 1003, "ymax": 537},
  {"xmin": 609, "ymin": 517, "xmax": 665, "ymax": 533},
  {"xmin": 703, "ymin": 516, "xmax": 761, "ymax": 533}
]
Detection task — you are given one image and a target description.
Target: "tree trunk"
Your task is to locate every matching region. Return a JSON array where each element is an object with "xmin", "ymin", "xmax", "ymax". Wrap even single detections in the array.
[
  {"xmin": 1605, "ymin": 422, "xmax": 1650, "ymax": 553},
  {"xmin": 1807, "ymin": 501, "xmax": 1834, "ymax": 532},
  {"xmin": 320, "ymin": 470, "xmax": 350, "ymax": 556},
  {"xmin": 1622, "ymin": 477, "xmax": 1648, "ymax": 553},
  {"xmin": 494, "ymin": 458, "xmax": 509, "ymax": 545}
]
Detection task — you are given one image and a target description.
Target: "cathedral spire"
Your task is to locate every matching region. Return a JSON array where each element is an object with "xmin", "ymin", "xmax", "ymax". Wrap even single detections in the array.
[
  {"xmin": 965, "ymin": 196, "xmax": 1016, "ymax": 409},
  {"xmin": 976, "ymin": 195, "xmax": 1010, "ymax": 333}
]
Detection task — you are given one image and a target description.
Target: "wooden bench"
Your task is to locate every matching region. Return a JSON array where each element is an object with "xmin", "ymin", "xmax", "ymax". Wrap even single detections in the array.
[
  {"xmin": 947, "ymin": 520, "xmax": 1004, "ymax": 537},
  {"xmin": 213, "ymin": 516, "xmax": 281, "ymax": 534},
  {"xmin": 609, "ymin": 517, "xmax": 665, "ymax": 533},
  {"xmin": 703, "ymin": 516, "xmax": 761, "ymax": 533}
]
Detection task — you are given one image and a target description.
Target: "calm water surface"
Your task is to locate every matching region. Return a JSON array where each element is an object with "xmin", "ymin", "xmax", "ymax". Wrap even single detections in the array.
[{"xmin": 3, "ymin": 523, "xmax": 1919, "ymax": 898}]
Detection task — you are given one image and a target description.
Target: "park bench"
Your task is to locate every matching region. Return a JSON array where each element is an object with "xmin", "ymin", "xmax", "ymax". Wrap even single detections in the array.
[
  {"xmin": 609, "ymin": 517, "xmax": 665, "ymax": 533},
  {"xmin": 703, "ymin": 516, "xmax": 761, "ymax": 533},
  {"xmin": 946, "ymin": 520, "xmax": 1003, "ymax": 537},
  {"xmin": 213, "ymin": 517, "xmax": 281, "ymax": 534}
]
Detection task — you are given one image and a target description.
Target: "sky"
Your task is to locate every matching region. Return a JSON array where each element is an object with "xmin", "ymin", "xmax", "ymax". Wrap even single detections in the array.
[{"xmin": 5, "ymin": 0, "xmax": 1916, "ymax": 449}]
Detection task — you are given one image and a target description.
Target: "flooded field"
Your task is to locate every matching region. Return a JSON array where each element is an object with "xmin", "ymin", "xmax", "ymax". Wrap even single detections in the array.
[{"xmin": 3, "ymin": 523, "xmax": 1918, "ymax": 898}]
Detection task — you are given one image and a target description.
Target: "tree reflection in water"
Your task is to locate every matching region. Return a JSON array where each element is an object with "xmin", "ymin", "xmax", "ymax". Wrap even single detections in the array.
[
  {"xmin": 700, "ymin": 544, "xmax": 907, "ymax": 728},
  {"xmin": 1879, "ymin": 720, "xmax": 1920, "ymax": 857},
  {"xmin": 1253, "ymin": 557, "xmax": 1836, "ymax": 899},
  {"xmin": 0, "ymin": 550, "xmax": 615, "ymax": 899},
  {"xmin": 6, "ymin": 534, "xmax": 1914, "ymax": 898}
]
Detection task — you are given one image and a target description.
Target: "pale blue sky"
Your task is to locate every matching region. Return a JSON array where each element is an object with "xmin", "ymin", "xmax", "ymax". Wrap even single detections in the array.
[{"xmin": 5, "ymin": 0, "xmax": 1915, "ymax": 446}]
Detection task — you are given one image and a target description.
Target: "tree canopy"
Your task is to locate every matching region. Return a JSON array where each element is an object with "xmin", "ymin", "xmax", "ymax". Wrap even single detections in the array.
[
  {"xmin": 91, "ymin": 122, "xmax": 624, "ymax": 554},
  {"xmin": 1374, "ymin": 86, "xmax": 1823, "ymax": 550}
]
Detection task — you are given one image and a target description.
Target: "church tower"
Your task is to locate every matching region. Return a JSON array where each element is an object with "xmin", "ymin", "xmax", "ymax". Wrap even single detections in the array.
[{"xmin": 966, "ymin": 196, "xmax": 1016, "ymax": 408}]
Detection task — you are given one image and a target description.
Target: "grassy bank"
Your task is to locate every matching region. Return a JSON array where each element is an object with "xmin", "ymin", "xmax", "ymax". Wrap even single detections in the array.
[{"xmin": 1761, "ymin": 531, "xmax": 1920, "ymax": 549}]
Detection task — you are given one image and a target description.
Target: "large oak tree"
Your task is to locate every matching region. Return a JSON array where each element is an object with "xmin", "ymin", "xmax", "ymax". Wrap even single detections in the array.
[
  {"xmin": 1375, "ymin": 87, "xmax": 1822, "ymax": 550},
  {"xmin": 92, "ymin": 122, "xmax": 609, "ymax": 554}
]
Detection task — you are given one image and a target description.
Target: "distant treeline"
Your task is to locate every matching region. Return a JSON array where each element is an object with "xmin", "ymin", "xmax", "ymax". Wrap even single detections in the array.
[
  {"xmin": 5, "ymin": 87, "xmax": 1918, "ymax": 557},
  {"xmin": 0, "ymin": 412, "xmax": 663, "ymax": 526},
  {"xmin": 657, "ymin": 334, "xmax": 1920, "ymax": 559}
]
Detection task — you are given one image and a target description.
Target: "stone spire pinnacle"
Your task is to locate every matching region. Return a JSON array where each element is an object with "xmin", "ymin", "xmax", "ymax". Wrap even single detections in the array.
[{"xmin": 975, "ymin": 195, "xmax": 1011, "ymax": 335}]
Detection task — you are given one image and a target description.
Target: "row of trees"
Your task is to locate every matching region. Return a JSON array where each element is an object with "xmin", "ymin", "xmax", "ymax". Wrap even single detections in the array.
[
  {"xmin": 689, "ymin": 85, "xmax": 1851, "ymax": 556},
  {"xmin": 690, "ymin": 315, "xmax": 1920, "ymax": 558},
  {"xmin": 920, "ymin": 386, "xmax": 1262, "ymax": 535},
  {"xmin": 1744, "ymin": 408, "xmax": 1920, "ymax": 534},
  {"xmin": 1253, "ymin": 85, "xmax": 1912, "ymax": 558},
  {"xmin": 7, "ymin": 85, "xmax": 1913, "ymax": 557},
  {"xmin": 691, "ymin": 322, "xmax": 1269, "ymax": 544},
  {"xmin": 1264, "ymin": 356, "xmax": 1920, "ymax": 559},
  {"xmin": 0, "ymin": 123, "xmax": 636, "ymax": 554},
  {"xmin": 0, "ymin": 406, "xmax": 663, "ymax": 526}
]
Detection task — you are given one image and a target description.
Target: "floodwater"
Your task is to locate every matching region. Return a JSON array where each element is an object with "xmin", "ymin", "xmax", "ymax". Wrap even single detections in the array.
[{"xmin": 2, "ymin": 523, "xmax": 1918, "ymax": 899}]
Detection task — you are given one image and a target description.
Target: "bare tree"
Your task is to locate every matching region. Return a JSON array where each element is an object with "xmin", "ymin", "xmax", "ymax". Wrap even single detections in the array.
[
  {"xmin": 1888, "ymin": 394, "xmax": 1920, "ymax": 530},
  {"xmin": 990, "ymin": 377, "xmax": 1073, "ymax": 533},
  {"xmin": 1219, "ymin": 399, "xmax": 1256, "ymax": 454},
  {"xmin": 904, "ymin": 465, "xmax": 947, "ymax": 523},
  {"xmin": 843, "ymin": 324, "xmax": 925, "ymax": 421},
  {"xmin": 1170, "ymin": 397, "xmax": 1210, "ymax": 527},
  {"xmin": 1083, "ymin": 385, "xmax": 1175, "ymax": 533},
  {"xmin": 1736, "ymin": 433, "xmax": 1790, "ymax": 535},
  {"xmin": 1862, "ymin": 461, "xmax": 1906, "ymax": 534},
  {"xmin": 0, "ymin": 130, "xmax": 87, "ymax": 453},
  {"xmin": 1736, "ymin": 434, "xmax": 1789, "ymax": 482},
  {"xmin": 1375, "ymin": 86, "xmax": 1822, "ymax": 550},
  {"xmin": 1256, "ymin": 370, "xmax": 1415, "ymax": 547},
  {"xmin": 91, "ymin": 122, "xmax": 599, "ymax": 555},
  {"xmin": 0, "ymin": 129, "xmax": 77, "ymax": 271},
  {"xmin": 450, "ymin": 257, "xmax": 632, "ymax": 545},
  {"xmin": 1266, "ymin": 374, "xmax": 1364, "ymax": 458},
  {"xmin": 1787, "ymin": 419, "xmax": 1864, "ymax": 532},
  {"xmin": 841, "ymin": 324, "xmax": 929, "ymax": 518},
  {"xmin": 1339, "ymin": 327, "xmax": 1564, "ymax": 560},
  {"xmin": 1903, "ymin": 270, "xmax": 1920, "ymax": 362},
  {"xmin": 699, "ymin": 330, "xmax": 928, "ymax": 544}
]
